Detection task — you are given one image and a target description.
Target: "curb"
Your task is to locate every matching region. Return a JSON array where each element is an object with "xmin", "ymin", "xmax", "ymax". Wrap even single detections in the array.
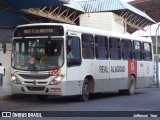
[
  {"xmin": 148, "ymin": 84, "xmax": 159, "ymax": 88},
  {"xmin": 0, "ymin": 94, "xmax": 34, "ymax": 100},
  {"xmin": 0, "ymin": 95, "xmax": 12, "ymax": 100}
]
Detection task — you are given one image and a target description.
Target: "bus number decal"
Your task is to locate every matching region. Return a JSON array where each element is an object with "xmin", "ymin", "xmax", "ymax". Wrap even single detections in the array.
[{"xmin": 128, "ymin": 61, "xmax": 137, "ymax": 77}]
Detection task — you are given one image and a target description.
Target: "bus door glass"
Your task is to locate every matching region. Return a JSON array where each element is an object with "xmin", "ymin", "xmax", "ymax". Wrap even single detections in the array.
[
  {"xmin": 66, "ymin": 33, "xmax": 82, "ymax": 94},
  {"xmin": 133, "ymin": 41, "xmax": 143, "ymax": 82},
  {"xmin": 66, "ymin": 36, "xmax": 81, "ymax": 66},
  {"xmin": 143, "ymin": 42, "xmax": 153, "ymax": 78}
]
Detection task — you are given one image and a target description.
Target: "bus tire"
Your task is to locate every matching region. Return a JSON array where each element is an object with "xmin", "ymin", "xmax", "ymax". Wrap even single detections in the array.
[
  {"xmin": 126, "ymin": 75, "xmax": 136, "ymax": 95},
  {"xmin": 79, "ymin": 78, "xmax": 89, "ymax": 101},
  {"xmin": 36, "ymin": 95, "xmax": 48, "ymax": 101}
]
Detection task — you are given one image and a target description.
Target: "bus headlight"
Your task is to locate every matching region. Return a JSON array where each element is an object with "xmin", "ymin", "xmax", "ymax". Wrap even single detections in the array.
[
  {"xmin": 49, "ymin": 75, "xmax": 64, "ymax": 85},
  {"xmin": 11, "ymin": 75, "xmax": 22, "ymax": 84}
]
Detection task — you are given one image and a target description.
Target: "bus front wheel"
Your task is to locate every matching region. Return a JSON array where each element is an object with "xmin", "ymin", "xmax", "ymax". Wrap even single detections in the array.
[{"xmin": 79, "ymin": 78, "xmax": 90, "ymax": 101}]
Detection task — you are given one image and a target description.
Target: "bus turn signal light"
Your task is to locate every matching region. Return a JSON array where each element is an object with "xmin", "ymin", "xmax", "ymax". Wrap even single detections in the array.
[{"xmin": 51, "ymin": 88, "xmax": 61, "ymax": 92}]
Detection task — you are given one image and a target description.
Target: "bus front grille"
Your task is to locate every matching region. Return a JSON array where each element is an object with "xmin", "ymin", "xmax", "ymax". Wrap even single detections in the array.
[
  {"xmin": 26, "ymin": 86, "xmax": 45, "ymax": 91},
  {"xmin": 19, "ymin": 74, "xmax": 50, "ymax": 80},
  {"xmin": 24, "ymin": 81, "xmax": 47, "ymax": 84}
]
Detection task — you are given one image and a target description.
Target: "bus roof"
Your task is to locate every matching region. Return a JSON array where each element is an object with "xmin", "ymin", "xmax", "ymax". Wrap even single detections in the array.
[{"xmin": 16, "ymin": 23, "xmax": 152, "ymax": 43}]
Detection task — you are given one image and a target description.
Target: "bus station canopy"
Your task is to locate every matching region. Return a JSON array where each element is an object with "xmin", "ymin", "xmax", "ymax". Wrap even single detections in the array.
[
  {"xmin": 0, "ymin": 0, "xmax": 157, "ymax": 33},
  {"xmin": 77, "ymin": 0, "xmax": 155, "ymax": 33},
  {"xmin": 129, "ymin": 0, "xmax": 160, "ymax": 22},
  {"xmin": 3, "ymin": 0, "xmax": 65, "ymax": 9},
  {"xmin": 0, "ymin": 0, "xmax": 83, "ymax": 27}
]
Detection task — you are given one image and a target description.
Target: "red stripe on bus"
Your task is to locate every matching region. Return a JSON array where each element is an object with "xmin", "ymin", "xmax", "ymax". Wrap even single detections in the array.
[{"xmin": 128, "ymin": 60, "xmax": 137, "ymax": 77}]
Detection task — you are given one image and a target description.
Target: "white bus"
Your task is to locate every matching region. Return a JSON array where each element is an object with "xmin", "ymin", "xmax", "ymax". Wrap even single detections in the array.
[{"xmin": 11, "ymin": 23, "xmax": 154, "ymax": 101}]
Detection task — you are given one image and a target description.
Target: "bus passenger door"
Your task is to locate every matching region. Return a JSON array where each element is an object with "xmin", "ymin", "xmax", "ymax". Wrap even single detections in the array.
[
  {"xmin": 66, "ymin": 32, "xmax": 82, "ymax": 95},
  {"xmin": 143, "ymin": 42, "xmax": 154, "ymax": 87},
  {"xmin": 133, "ymin": 41, "xmax": 144, "ymax": 88}
]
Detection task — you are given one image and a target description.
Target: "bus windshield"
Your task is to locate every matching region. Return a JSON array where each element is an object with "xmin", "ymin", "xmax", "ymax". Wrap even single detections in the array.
[{"xmin": 12, "ymin": 38, "xmax": 64, "ymax": 71}]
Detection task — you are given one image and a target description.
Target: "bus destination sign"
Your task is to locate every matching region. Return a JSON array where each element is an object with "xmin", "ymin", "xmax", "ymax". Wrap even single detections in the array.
[
  {"xmin": 24, "ymin": 28, "xmax": 54, "ymax": 35},
  {"xmin": 14, "ymin": 26, "xmax": 64, "ymax": 37}
]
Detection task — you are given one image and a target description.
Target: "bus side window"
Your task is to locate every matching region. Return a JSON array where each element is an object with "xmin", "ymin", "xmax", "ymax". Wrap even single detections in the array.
[
  {"xmin": 109, "ymin": 37, "xmax": 121, "ymax": 60},
  {"xmin": 95, "ymin": 35, "xmax": 108, "ymax": 59},
  {"xmin": 133, "ymin": 41, "xmax": 142, "ymax": 60},
  {"xmin": 143, "ymin": 42, "xmax": 152, "ymax": 61},
  {"xmin": 67, "ymin": 36, "xmax": 81, "ymax": 66},
  {"xmin": 82, "ymin": 34, "xmax": 94, "ymax": 59},
  {"xmin": 122, "ymin": 39, "xmax": 132, "ymax": 60}
]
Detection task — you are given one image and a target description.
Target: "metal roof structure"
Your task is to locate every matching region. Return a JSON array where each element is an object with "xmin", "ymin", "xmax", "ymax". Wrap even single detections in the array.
[
  {"xmin": 77, "ymin": 0, "xmax": 155, "ymax": 33},
  {"xmin": 64, "ymin": 0, "xmax": 84, "ymax": 12},
  {"xmin": 129, "ymin": 0, "xmax": 160, "ymax": 22},
  {"xmin": 22, "ymin": 0, "xmax": 84, "ymax": 24},
  {"xmin": 3, "ymin": 0, "xmax": 65, "ymax": 10},
  {"xmin": 0, "ymin": 0, "xmax": 157, "ymax": 33},
  {"xmin": 0, "ymin": 1, "xmax": 7, "ymax": 10},
  {"xmin": 0, "ymin": 11, "xmax": 27, "ymax": 27},
  {"xmin": 0, "ymin": 0, "xmax": 72, "ymax": 28},
  {"xmin": 0, "ymin": 0, "xmax": 28, "ymax": 28}
]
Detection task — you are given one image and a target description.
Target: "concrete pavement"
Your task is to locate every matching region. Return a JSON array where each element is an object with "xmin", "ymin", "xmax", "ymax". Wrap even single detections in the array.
[
  {"xmin": 0, "ymin": 85, "xmax": 12, "ymax": 99},
  {"xmin": 0, "ymin": 84, "xmax": 157, "ymax": 100}
]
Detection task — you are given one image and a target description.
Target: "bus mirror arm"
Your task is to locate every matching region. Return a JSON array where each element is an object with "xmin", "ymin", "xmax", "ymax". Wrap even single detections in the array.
[
  {"xmin": 4, "ymin": 68, "xmax": 5, "ymax": 76},
  {"xmin": 3, "ymin": 43, "xmax": 6, "ymax": 54}
]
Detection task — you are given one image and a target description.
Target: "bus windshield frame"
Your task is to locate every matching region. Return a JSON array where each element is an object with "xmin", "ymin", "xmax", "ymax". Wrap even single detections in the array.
[{"xmin": 11, "ymin": 37, "xmax": 64, "ymax": 71}]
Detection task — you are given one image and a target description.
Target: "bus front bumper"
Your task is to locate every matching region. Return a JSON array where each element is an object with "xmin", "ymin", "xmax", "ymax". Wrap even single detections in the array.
[
  {"xmin": 11, "ymin": 82, "xmax": 64, "ymax": 96},
  {"xmin": 11, "ymin": 80, "xmax": 82, "ymax": 96}
]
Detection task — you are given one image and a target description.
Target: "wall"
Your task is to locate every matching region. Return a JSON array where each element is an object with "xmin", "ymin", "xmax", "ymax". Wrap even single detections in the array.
[
  {"xmin": 80, "ymin": 12, "xmax": 126, "ymax": 33},
  {"xmin": 0, "ymin": 29, "xmax": 13, "ymax": 86},
  {"xmin": 0, "ymin": 29, "xmax": 14, "ymax": 43},
  {"xmin": 3, "ymin": 47, "xmax": 11, "ymax": 86},
  {"xmin": 0, "ymin": 48, "xmax": 11, "ymax": 86}
]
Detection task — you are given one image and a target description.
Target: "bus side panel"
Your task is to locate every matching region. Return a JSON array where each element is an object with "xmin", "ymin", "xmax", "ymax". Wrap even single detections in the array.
[
  {"xmin": 111, "ymin": 60, "xmax": 128, "ymax": 91},
  {"xmin": 65, "ymin": 66, "xmax": 83, "ymax": 96},
  {"xmin": 93, "ymin": 60, "xmax": 129, "ymax": 92},
  {"xmin": 108, "ymin": 60, "xmax": 128, "ymax": 91},
  {"xmin": 121, "ymin": 61, "xmax": 129, "ymax": 89},
  {"xmin": 93, "ymin": 60, "xmax": 109, "ymax": 92},
  {"xmin": 143, "ymin": 60, "xmax": 154, "ymax": 87},
  {"xmin": 66, "ymin": 60, "xmax": 94, "ymax": 95},
  {"xmin": 136, "ymin": 61, "xmax": 144, "ymax": 88},
  {"xmin": 136, "ymin": 61, "xmax": 154, "ymax": 88}
]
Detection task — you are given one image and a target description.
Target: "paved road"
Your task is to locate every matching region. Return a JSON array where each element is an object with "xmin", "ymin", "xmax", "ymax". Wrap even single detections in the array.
[{"xmin": 0, "ymin": 87, "xmax": 160, "ymax": 120}]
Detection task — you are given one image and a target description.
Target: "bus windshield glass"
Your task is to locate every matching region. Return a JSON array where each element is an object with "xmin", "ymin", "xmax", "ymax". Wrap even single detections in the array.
[{"xmin": 11, "ymin": 38, "xmax": 64, "ymax": 71}]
